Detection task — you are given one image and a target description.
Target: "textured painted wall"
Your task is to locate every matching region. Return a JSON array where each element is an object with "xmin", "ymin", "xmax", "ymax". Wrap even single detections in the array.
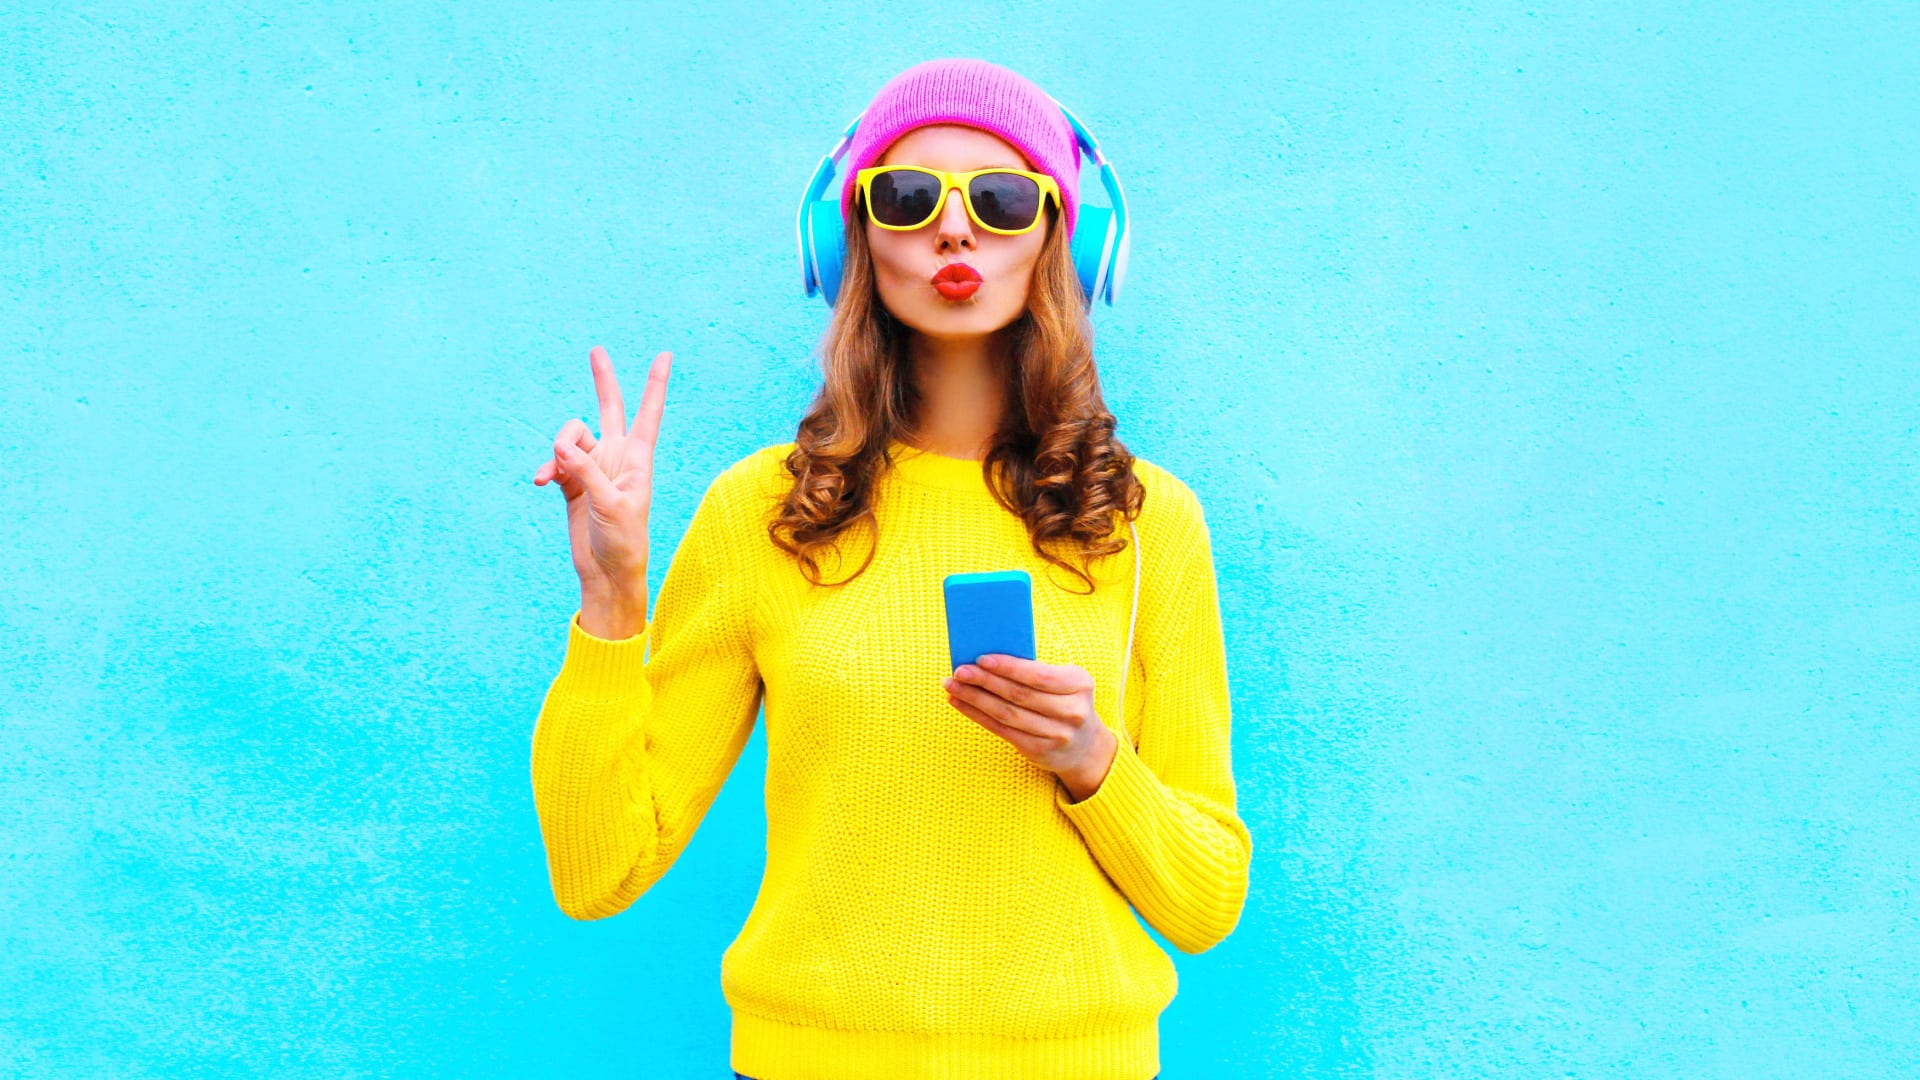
[{"xmin": 3, "ymin": 2, "xmax": 1915, "ymax": 1076}]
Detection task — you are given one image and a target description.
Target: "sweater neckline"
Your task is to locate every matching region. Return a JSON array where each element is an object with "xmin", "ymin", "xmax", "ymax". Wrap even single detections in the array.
[{"xmin": 884, "ymin": 438, "xmax": 991, "ymax": 492}]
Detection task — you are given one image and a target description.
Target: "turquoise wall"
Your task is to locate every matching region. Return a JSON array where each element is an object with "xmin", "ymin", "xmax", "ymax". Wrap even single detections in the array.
[{"xmin": 4, "ymin": 2, "xmax": 1915, "ymax": 1076}]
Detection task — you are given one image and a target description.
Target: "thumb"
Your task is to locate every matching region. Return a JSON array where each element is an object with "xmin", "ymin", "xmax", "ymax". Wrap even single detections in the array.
[{"xmin": 556, "ymin": 442, "xmax": 623, "ymax": 509}]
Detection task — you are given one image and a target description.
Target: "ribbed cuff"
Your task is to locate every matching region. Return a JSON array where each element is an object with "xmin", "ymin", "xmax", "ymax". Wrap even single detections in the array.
[
  {"xmin": 1055, "ymin": 731, "xmax": 1250, "ymax": 955},
  {"xmin": 1055, "ymin": 731, "xmax": 1160, "ymax": 852},
  {"xmin": 551, "ymin": 608, "xmax": 652, "ymax": 702}
]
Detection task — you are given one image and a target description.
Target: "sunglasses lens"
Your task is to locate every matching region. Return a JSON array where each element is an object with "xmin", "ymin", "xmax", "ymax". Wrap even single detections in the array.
[
  {"xmin": 869, "ymin": 169, "xmax": 942, "ymax": 227},
  {"xmin": 969, "ymin": 172, "xmax": 1043, "ymax": 231}
]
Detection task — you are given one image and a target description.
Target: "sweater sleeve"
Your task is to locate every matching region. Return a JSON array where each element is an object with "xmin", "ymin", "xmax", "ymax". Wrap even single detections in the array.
[
  {"xmin": 529, "ymin": 471, "xmax": 763, "ymax": 921},
  {"xmin": 1053, "ymin": 500, "xmax": 1253, "ymax": 954}
]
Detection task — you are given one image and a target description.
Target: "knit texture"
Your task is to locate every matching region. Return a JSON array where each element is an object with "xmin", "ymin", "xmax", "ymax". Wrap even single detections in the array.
[
  {"xmin": 531, "ymin": 440, "xmax": 1251, "ymax": 1080},
  {"xmin": 838, "ymin": 58, "xmax": 1083, "ymax": 239}
]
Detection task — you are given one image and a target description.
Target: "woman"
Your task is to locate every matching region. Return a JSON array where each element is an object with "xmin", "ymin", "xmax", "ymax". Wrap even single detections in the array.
[{"xmin": 530, "ymin": 58, "xmax": 1249, "ymax": 1080}]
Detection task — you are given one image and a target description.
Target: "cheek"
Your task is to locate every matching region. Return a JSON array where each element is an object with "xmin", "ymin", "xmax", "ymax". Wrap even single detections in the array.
[
  {"xmin": 866, "ymin": 228, "xmax": 914, "ymax": 283},
  {"xmin": 1009, "ymin": 228, "xmax": 1047, "ymax": 276},
  {"xmin": 998, "ymin": 237, "xmax": 1047, "ymax": 303}
]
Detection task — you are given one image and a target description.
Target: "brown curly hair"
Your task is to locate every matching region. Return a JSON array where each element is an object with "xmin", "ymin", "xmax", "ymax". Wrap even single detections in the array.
[{"xmin": 769, "ymin": 197, "xmax": 1145, "ymax": 594}]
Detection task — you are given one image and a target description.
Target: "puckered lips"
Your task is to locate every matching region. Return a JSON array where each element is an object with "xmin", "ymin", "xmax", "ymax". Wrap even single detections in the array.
[{"xmin": 930, "ymin": 262, "xmax": 982, "ymax": 301}]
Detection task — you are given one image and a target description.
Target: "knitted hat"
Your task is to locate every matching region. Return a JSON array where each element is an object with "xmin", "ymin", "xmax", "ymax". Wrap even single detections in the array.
[{"xmin": 839, "ymin": 58, "xmax": 1083, "ymax": 239}]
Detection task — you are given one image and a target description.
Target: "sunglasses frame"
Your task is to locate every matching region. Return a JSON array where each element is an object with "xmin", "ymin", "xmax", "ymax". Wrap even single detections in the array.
[{"xmin": 853, "ymin": 165, "xmax": 1061, "ymax": 235}]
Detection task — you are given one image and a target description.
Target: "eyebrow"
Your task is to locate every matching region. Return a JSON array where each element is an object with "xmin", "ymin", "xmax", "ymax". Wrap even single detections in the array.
[{"xmin": 879, "ymin": 161, "xmax": 1030, "ymax": 171}]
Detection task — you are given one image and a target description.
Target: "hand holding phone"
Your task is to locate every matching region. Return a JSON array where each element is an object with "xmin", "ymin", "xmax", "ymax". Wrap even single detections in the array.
[{"xmin": 941, "ymin": 567, "xmax": 1117, "ymax": 801}]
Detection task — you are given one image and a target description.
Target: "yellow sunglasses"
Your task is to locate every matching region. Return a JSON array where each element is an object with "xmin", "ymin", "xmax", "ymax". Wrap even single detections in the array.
[{"xmin": 854, "ymin": 165, "xmax": 1061, "ymax": 235}]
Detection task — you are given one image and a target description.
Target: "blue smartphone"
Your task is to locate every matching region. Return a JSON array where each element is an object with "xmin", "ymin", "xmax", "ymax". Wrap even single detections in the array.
[{"xmin": 943, "ymin": 570, "xmax": 1036, "ymax": 671}]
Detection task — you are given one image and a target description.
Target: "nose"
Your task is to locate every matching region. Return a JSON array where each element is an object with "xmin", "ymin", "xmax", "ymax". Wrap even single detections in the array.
[{"xmin": 933, "ymin": 187, "xmax": 975, "ymax": 253}]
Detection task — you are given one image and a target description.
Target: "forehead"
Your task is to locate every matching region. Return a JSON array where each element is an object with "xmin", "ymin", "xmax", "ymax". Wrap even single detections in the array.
[{"xmin": 876, "ymin": 124, "xmax": 1032, "ymax": 171}]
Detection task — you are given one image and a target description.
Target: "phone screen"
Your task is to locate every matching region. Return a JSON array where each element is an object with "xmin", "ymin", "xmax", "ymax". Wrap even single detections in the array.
[{"xmin": 942, "ymin": 570, "xmax": 1036, "ymax": 671}]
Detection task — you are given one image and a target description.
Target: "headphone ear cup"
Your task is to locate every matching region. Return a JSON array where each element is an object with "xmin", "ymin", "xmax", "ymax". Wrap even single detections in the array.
[
  {"xmin": 805, "ymin": 199, "xmax": 848, "ymax": 306},
  {"xmin": 1069, "ymin": 204, "xmax": 1118, "ymax": 311}
]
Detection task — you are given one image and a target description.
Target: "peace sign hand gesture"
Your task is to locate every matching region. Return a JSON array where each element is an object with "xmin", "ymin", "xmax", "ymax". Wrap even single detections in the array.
[{"xmin": 532, "ymin": 345, "xmax": 672, "ymax": 640}]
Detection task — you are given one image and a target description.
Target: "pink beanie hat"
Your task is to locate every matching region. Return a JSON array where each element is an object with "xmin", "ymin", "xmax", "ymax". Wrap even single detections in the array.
[{"xmin": 838, "ymin": 58, "xmax": 1083, "ymax": 239}]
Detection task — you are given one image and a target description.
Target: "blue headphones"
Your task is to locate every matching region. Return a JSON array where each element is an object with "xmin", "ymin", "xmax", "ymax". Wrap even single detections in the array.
[{"xmin": 796, "ymin": 99, "xmax": 1132, "ymax": 313}]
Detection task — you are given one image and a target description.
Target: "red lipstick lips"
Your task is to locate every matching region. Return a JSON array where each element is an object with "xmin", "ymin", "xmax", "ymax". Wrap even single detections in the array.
[{"xmin": 931, "ymin": 262, "xmax": 982, "ymax": 301}]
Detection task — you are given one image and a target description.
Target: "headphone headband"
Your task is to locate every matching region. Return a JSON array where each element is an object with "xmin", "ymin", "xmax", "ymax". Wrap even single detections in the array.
[{"xmin": 797, "ymin": 99, "xmax": 1131, "ymax": 312}]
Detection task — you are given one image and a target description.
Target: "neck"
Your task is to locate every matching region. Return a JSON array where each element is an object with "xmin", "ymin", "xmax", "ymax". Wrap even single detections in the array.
[{"xmin": 904, "ymin": 328, "xmax": 1008, "ymax": 461}]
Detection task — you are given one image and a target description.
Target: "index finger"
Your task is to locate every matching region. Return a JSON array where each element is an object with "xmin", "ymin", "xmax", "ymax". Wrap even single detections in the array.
[
  {"xmin": 589, "ymin": 345, "xmax": 627, "ymax": 438},
  {"xmin": 976, "ymin": 653, "xmax": 1084, "ymax": 694}
]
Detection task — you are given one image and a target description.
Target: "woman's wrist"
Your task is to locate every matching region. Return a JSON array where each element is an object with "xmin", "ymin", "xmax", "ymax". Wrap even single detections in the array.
[
  {"xmin": 580, "ymin": 579, "xmax": 649, "ymax": 640},
  {"xmin": 1059, "ymin": 726, "xmax": 1119, "ymax": 804}
]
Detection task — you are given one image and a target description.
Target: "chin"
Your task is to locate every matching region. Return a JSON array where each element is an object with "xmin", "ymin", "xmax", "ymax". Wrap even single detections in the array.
[{"xmin": 889, "ymin": 291, "xmax": 1025, "ymax": 337}]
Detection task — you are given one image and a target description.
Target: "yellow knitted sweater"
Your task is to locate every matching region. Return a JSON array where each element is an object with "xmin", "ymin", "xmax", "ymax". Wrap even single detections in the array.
[{"xmin": 531, "ymin": 439, "xmax": 1251, "ymax": 1080}]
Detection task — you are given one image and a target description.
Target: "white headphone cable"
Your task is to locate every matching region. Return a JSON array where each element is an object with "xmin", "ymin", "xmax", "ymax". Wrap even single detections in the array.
[{"xmin": 1114, "ymin": 517, "xmax": 1141, "ymax": 742}]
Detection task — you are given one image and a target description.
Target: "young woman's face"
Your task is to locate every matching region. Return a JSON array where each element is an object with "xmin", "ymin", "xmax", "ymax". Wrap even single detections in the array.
[{"xmin": 863, "ymin": 124, "xmax": 1052, "ymax": 341}]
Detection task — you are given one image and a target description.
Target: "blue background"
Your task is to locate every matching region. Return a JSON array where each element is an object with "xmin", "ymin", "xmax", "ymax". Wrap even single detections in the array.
[{"xmin": 3, "ymin": 2, "xmax": 1915, "ymax": 1076}]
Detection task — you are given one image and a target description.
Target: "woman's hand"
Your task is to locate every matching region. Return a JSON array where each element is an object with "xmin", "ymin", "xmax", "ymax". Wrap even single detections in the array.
[
  {"xmin": 532, "ymin": 345, "xmax": 672, "ymax": 640},
  {"xmin": 942, "ymin": 656, "xmax": 1119, "ymax": 802}
]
